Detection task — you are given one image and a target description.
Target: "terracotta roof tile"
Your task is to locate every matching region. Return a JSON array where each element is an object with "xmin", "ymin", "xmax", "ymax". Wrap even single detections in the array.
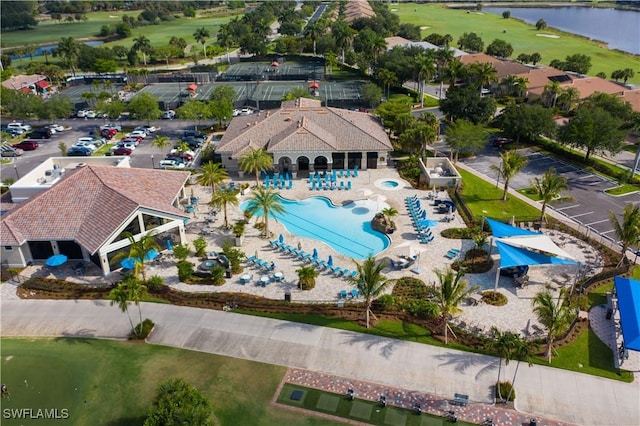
[
  {"xmin": 621, "ymin": 89, "xmax": 640, "ymax": 112},
  {"xmin": 1, "ymin": 166, "xmax": 190, "ymax": 253}
]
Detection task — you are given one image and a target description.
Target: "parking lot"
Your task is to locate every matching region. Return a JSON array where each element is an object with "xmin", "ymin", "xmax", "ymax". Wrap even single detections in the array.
[{"xmin": 461, "ymin": 146, "xmax": 640, "ymax": 244}]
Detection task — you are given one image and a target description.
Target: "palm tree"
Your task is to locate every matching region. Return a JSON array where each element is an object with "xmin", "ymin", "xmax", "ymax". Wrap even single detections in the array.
[
  {"xmin": 507, "ymin": 336, "xmax": 534, "ymax": 402},
  {"xmin": 210, "ymin": 186, "xmax": 239, "ymax": 228},
  {"xmin": 53, "ymin": 37, "xmax": 80, "ymax": 76},
  {"xmin": 217, "ymin": 23, "xmax": 235, "ymax": 64},
  {"xmin": 499, "ymin": 74, "xmax": 518, "ymax": 97},
  {"xmin": 151, "ymin": 135, "xmax": 170, "ymax": 157},
  {"xmin": 415, "ymin": 52, "xmax": 436, "ymax": 108},
  {"xmin": 126, "ymin": 277, "xmax": 147, "ymax": 335},
  {"xmin": 295, "ymin": 265, "xmax": 319, "ymax": 290},
  {"xmin": 513, "ymin": 76, "xmax": 529, "ymax": 98},
  {"xmin": 193, "ymin": 27, "xmax": 211, "ymax": 58},
  {"xmin": 556, "ymin": 87, "xmax": 579, "ymax": 112},
  {"xmin": 444, "ymin": 58, "xmax": 466, "ymax": 87},
  {"xmin": 377, "ymin": 69, "xmax": 396, "ymax": 100},
  {"xmin": 346, "ymin": 256, "xmax": 390, "ymax": 328},
  {"xmin": 239, "ymin": 147, "xmax": 273, "ymax": 187},
  {"xmin": 305, "ymin": 20, "xmax": 324, "ymax": 56},
  {"xmin": 532, "ymin": 289, "xmax": 575, "ymax": 363},
  {"xmin": 488, "ymin": 327, "xmax": 518, "ymax": 402},
  {"xmin": 244, "ymin": 187, "xmax": 285, "ymax": 239},
  {"xmin": 433, "ymin": 268, "xmax": 479, "ymax": 344},
  {"xmin": 542, "ymin": 81, "xmax": 561, "ymax": 108},
  {"xmin": 132, "ymin": 35, "xmax": 152, "ymax": 66},
  {"xmin": 435, "ymin": 48, "xmax": 455, "ymax": 99},
  {"xmin": 531, "ymin": 168, "xmax": 569, "ymax": 223},
  {"xmin": 109, "ymin": 281, "xmax": 136, "ymax": 335},
  {"xmin": 470, "ymin": 62, "xmax": 498, "ymax": 95},
  {"xmin": 110, "ymin": 231, "xmax": 161, "ymax": 282},
  {"xmin": 609, "ymin": 203, "xmax": 640, "ymax": 266},
  {"xmin": 490, "ymin": 151, "xmax": 528, "ymax": 201},
  {"xmin": 197, "ymin": 161, "xmax": 228, "ymax": 196},
  {"xmin": 332, "ymin": 19, "xmax": 354, "ymax": 63},
  {"xmin": 381, "ymin": 207, "xmax": 398, "ymax": 222}
]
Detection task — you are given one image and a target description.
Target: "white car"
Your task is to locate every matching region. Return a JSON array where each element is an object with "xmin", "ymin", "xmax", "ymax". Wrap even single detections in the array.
[
  {"xmin": 127, "ymin": 130, "xmax": 147, "ymax": 139},
  {"xmin": 161, "ymin": 110, "xmax": 176, "ymax": 119},
  {"xmin": 100, "ymin": 123, "xmax": 122, "ymax": 132},
  {"xmin": 114, "ymin": 142, "xmax": 136, "ymax": 151},
  {"xmin": 78, "ymin": 137, "xmax": 105, "ymax": 147},
  {"xmin": 240, "ymin": 107, "xmax": 252, "ymax": 116},
  {"xmin": 46, "ymin": 124, "xmax": 65, "ymax": 133},
  {"xmin": 170, "ymin": 148, "xmax": 195, "ymax": 157},
  {"xmin": 159, "ymin": 159, "xmax": 185, "ymax": 169},
  {"xmin": 232, "ymin": 109, "xmax": 241, "ymax": 117},
  {"xmin": 7, "ymin": 122, "xmax": 32, "ymax": 132},
  {"xmin": 73, "ymin": 142, "xmax": 97, "ymax": 152},
  {"xmin": 85, "ymin": 110, "xmax": 97, "ymax": 119},
  {"xmin": 140, "ymin": 125, "xmax": 158, "ymax": 133}
]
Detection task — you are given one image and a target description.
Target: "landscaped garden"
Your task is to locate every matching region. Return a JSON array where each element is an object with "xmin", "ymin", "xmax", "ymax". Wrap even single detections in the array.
[{"xmin": 0, "ymin": 338, "xmax": 343, "ymax": 426}]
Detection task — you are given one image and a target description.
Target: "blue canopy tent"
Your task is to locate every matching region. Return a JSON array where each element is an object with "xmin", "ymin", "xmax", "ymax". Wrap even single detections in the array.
[
  {"xmin": 614, "ymin": 277, "xmax": 640, "ymax": 351},
  {"xmin": 487, "ymin": 218, "xmax": 578, "ymax": 291}
]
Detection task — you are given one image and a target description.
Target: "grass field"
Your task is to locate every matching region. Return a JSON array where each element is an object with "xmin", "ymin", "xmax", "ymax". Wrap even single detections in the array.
[
  {"xmin": 0, "ymin": 338, "xmax": 342, "ymax": 426},
  {"xmin": 1, "ymin": 10, "xmax": 240, "ymax": 51},
  {"xmin": 392, "ymin": 3, "xmax": 640, "ymax": 85}
]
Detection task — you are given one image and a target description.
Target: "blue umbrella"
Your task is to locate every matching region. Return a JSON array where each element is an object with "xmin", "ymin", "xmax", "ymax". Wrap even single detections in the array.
[
  {"xmin": 327, "ymin": 255, "xmax": 333, "ymax": 268},
  {"xmin": 312, "ymin": 248, "xmax": 318, "ymax": 260},
  {"xmin": 45, "ymin": 253, "xmax": 67, "ymax": 267},
  {"xmin": 166, "ymin": 239, "xmax": 173, "ymax": 251},
  {"xmin": 419, "ymin": 219, "xmax": 438, "ymax": 228},
  {"xmin": 421, "ymin": 210, "xmax": 427, "ymax": 219},
  {"xmin": 121, "ymin": 257, "xmax": 136, "ymax": 270},
  {"xmin": 279, "ymin": 234, "xmax": 284, "ymax": 244},
  {"xmin": 143, "ymin": 248, "xmax": 159, "ymax": 261}
]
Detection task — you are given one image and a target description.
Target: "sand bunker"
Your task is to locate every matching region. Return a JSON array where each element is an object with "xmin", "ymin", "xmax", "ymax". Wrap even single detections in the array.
[
  {"xmin": 536, "ymin": 34, "xmax": 560, "ymax": 39},
  {"xmin": 420, "ymin": 26, "xmax": 430, "ymax": 30},
  {"xmin": 391, "ymin": 9, "xmax": 398, "ymax": 12}
]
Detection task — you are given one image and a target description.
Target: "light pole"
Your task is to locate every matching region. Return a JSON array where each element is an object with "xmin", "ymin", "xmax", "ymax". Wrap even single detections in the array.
[
  {"xmin": 14, "ymin": 164, "xmax": 20, "ymax": 179},
  {"xmin": 151, "ymin": 155, "xmax": 155, "ymax": 169},
  {"xmin": 196, "ymin": 113, "xmax": 202, "ymax": 131}
]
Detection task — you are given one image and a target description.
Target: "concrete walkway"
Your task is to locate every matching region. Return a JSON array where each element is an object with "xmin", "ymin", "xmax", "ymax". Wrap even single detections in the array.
[{"xmin": 1, "ymin": 298, "xmax": 638, "ymax": 425}]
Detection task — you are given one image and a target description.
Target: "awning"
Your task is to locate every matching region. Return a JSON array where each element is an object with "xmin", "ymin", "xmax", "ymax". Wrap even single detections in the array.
[
  {"xmin": 495, "ymin": 235, "xmax": 575, "ymax": 260},
  {"xmin": 495, "ymin": 241, "xmax": 577, "ymax": 269},
  {"xmin": 35, "ymin": 80, "xmax": 51, "ymax": 89},
  {"xmin": 309, "ymin": 81, "xmax": 319, "ymax": 89},
  {"xmin": 271, "ymin": 61, "xmax": 279, "ymax": 67},
  {"xmin": 186, "ymin": 84, "xmax": 197, "ymax": 91},
  {"xmin": 486, "ymin": 218, "xmax": 539, "ymax": 238},
  {"xmin": 614, "ymin": 277, "xmax": 640, "ymax": 351},
  {"xmin": 20, "ymin": 87, "xmax": 32, "ymax": 94}
]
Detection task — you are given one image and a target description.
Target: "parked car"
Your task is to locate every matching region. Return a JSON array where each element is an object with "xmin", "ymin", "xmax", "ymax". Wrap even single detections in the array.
[
  {"xmin": 13, "ymin": 140, "xmax": 39, "ymax": 150},
  {"xmin": 120, "ymin": 137, "xmax": 141, "ymax": 146},
  {"xmin": 161, "ymin": 110, "xmax": 175, "ymax": 119},
  {"xmin": 76, "ymin": 110, "xmax": 88, "ymax": 118},
  {"xmin": 1, "ymin": 144, "xmax": 23, "ymax": 157},
  {"xmin": 183, "ymin": 130, "xmax": 207, "ymax": 141},
  {"xmin": 100, "ymin": 128, "xmax": 118, "ymax": 139},
  {"xmin": 112, "ymin": 147, "xmax": 133, "ymax": 156},
  {"xmin": 45, "ymin": 123, "xmax": 65, "ymax": 133},
  {"xmin": 85, "ymin": 110, "xmax": 97, "ymax": 119},
  {"xmin": 159, "ymin": 159, "xmax": 185, "ymax": 168},
  {"xmin": 491, "ymin": 135, "xmax": 513, "ymax": 148},
  {"xmin": 240, "ymin": 107, "xmax": 252, "ymax": 116},
  {"xmin": 100, "ymin": 123, "xmax": 122, "ymax": 132},
  {"xmin": 167, "ymin": 152, "xmax": 193, "ymax": 163},
  {"xmin": 73, "ymin": 142, "xmax": 97, "ymax": 152},
  {"xmin": 114, "ymin": 142, "xmax": 136, "ymax": 151},
  {"xmin": 7, "ymin": 122, "xmax": 32, "ymax": 132},
  {"xmin": 232, "ymin": 109, "xmax": 241, "ymax": 117},
  {"xmin": 67, "ymin": 146, "xmax": 92, "ymax": 156},
  {"xmin": 127, "ymin": 130, "xmax": 147, "ymax": 139},
  {"xmin": 27, "ymin": 128, "xmax": 52, "ymax": 139},
  {"xmin": 77, "ymin": 137, "xmax": 105, "ymax": 148},
  {"xmin": 170, "ymin": 147, "xmax": 195, "ymax": 157},
  {"xmin": 137, "ymin": 125, "xmax": 158, "ymax": 133}
]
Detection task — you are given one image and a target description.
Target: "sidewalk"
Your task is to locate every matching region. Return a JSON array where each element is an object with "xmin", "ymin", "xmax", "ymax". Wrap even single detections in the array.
[{"xmin": 1, "ymin": 296, "xmax": 638, "ymax": 426}]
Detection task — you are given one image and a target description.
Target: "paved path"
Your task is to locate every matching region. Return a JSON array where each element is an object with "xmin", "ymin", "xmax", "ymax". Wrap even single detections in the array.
[{"xmin": 1, "ymin": 298, "xmax": 638, "ymax": 425}]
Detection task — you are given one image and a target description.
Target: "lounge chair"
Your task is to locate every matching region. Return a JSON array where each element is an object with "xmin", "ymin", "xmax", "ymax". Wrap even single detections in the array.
[
  {"xmin": 339, "ymin": 289, "xmax": 347, "ymax": 299},
  {"xmin": 350, "ymin": 289, "xmax": 358, "ymax": 299},
  {"xmin": 347, "ymin": 181, "xmax": 352, "ymax": 190},
  {"xmin": 314, "ymin": 260, "xmax": 327, "ymax": 270},
  {"xmin": 346, "ymin": 271, "xmax": 358, "ymax": 279},
  {"xmin": 246, "ymin": 255, "xmax": 257, "ymax": 264},
  {"xmin": 330, "ymin": 265, "xmax": 343, "ymax": 274},
  {"xmin": 287, "ymin": 180, "xmax": 293, "ymax": 190}
]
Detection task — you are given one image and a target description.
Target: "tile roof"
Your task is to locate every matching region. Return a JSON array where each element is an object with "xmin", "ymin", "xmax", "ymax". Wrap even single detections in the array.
[
  {"xmin": 514, "ymin": 67, "xmax": 568, "ymax": 93},
  {"xmin": 621, "ymin": 89, "xmax": 640, "ymax": 112},
  {"xmin": 459, "ymin": 53, "xmax": 530, "ymax": 79},
  {"xmin": 1, "ymin": 74, "xmax": 47, "ymax": 90},
  {"xmin": 344, "ymin": 0, "xmax": 376, "ymax": 22},
  {"xmin": 218, "ymin": 99, "xmax": 392, "ymax": 158},
  {"xmin": 564, "ymin": 76, "xmax": 625, "ymax": 99},
  {"xmin": 0, "ymin": 166, "xmax": 190, "ymax": 253}
]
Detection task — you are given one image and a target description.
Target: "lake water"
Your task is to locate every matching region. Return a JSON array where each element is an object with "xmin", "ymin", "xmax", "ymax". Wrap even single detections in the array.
[
  {"xmin": 483, "ymin": 6, "xmax": 640, "ymax": 55},
  {"xmin": 10, "ymin": 40, "xmax": 104, "ymax": 60}
]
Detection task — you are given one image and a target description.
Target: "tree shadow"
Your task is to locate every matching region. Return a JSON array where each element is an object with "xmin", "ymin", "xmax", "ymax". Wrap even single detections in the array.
[
  {"xmin": 105, "ymin": 415, "xmax": 147, "ymax": 426},
  {"xmin": 336, "ymin": 330, "xmax": 406, "ymax": 360},
  {"xmin": 434, "ymin": 351, "xmax": 498, "ymax": 381}
]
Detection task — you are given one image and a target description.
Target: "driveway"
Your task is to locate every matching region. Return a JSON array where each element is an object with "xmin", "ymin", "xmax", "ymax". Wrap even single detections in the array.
[{"xmin": 1, "ymin": 297, "xmax": 638, "ymax": 426}]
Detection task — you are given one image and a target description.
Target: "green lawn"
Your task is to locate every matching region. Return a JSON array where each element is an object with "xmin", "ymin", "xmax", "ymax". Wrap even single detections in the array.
[
  {"xmin": 1, "ymin": 10, "xmax": 240, "ymax": 51},
  {"xmin": 277, "ymin": 384, "xmax": 475, "ymax": 426},
  {"xmin": 604, "ymin": 184, "xmax": 639, "ymax": 196},
  {"xmin": 0, "ymin": 338, "xmax": 342, "ymax": 426},
  {"xmin": 457, "ymin": 168, "xmax": 542, "ymax": 222},
  {"xmin": 392, "ymin": 3, "xmax": 640, "ymax": 85}
]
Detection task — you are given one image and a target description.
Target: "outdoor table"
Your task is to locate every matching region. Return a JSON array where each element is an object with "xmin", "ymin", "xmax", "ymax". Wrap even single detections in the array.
[
  {"xmin": 240, "ymin": 274, "xmax": 250, "ymax": 284},
  {"xmin": 205, "ymin": 215, "xmax": 215, "ymax": 223},
  {"xmin": 199, "ymin": 260, "xmax": 216, "ymax": 271},
  {"xmin": 202, "ymin": 227, "xmax": 214, "ymax": 234},
  {"xmin": 468, "ymin": 294, "xmax": 483, "ymax": 305},
  {"xmin": 206, "ymin": 251, "xmax": 218, "ymax": 260},
  {"xmin": 274, "ymin": 271, "xmax": 284, "ymax": 281},
  {"xmin": 260, "ymin": 276, "xmax": 270, "ymax": 286}
]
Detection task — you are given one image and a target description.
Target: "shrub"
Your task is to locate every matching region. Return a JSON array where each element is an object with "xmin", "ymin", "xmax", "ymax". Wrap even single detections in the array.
[
  {"xmin": 375, "ymin": 294, "xmax": 397, "ymax": 311},
  {"xmin": 129, "ymin": 318, "xmax": 154, "ymax": 340},
  {"xmin": 392, "ymin": 277, "xmax": 429, "ymax": 299},
  {"xmin": 177, "ymin": 260, "xmax": 194, "ymax": 282},
  {"xmin": 147, "ymin": 275, "xmax": 164, "ymax": 292},
  {"xmin": 210, "ymin": 265, "xmax": 226, "ymax": 286},
  {"xmin": 403, "ymin": 299, "xmax": 439, "ymax": 319},
  {"xmin": 173, "ymin": 243, "xmax": 191, "ymax": 261},
  {"xmin": 222, "ymin": 240, "xmax": 245, "ymax": 274},
  {"xmin": 482, "ymin": 290, "xmax": 508, "ymax": 306},
  {"xmin": 441, "ymin": 227, "xmax": 476, "ymax": 239},
  {"xmin": 496, "ymin": 381, "xmax": 515, "ymax": 401},
  {"xmin": 193, "ymin": 237, "xmax": 207, "ymax": 257}
]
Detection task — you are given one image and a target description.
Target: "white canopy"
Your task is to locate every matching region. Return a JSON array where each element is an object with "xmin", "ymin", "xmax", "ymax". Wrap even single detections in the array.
[{"xmin": 495, "ymin": 235, "xmax": 575, "ymax": 261}]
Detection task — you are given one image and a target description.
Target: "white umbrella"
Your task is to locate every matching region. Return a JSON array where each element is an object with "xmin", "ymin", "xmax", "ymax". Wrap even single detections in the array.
[
  {"xmin": 369, "ymin": 194, "xmax": 387, "ymax": 211},
  {"xmin": 357, "ymin": 188, "xmax": 373, "ymax": 199},
  {"xmin": 395, "ymin": 241, "xmax": 427, "ymax": 273}
]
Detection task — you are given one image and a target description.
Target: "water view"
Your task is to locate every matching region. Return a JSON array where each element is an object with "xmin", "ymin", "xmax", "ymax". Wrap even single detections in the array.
[{"xmin": 484, "ymin": 6, "xmax": 640, "ymax": 55}]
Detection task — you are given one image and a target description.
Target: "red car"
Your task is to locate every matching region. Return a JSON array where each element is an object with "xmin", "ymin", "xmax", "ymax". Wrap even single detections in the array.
[
  {"xmin": 112, "ymin": 147, "xmax": 133, "ymax": 156},
  {"xmin": 100, "ymin": 128, "xmax": 118, "ymax": 139},
  {"xmin": 13, "ymin": 140, "xmax": 39, "ymax": 150}
]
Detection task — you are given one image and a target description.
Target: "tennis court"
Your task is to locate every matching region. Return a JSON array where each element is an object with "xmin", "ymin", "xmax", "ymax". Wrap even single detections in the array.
[
  {"xmin": 60, "ymin": 83, "xmax": 126, "ymax": 109},
  {"xmin": 218, "ymin": 59, "xmax": 325, "ymax": 82}
]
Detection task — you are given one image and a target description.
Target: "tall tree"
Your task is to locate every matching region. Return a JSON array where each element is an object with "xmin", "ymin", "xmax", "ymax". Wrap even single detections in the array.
[
  {"xmin": 111, "ymin": 231, "xmax": 161, "ymax": 282},
  {"xmin": 126, "ymin": 277, "xmax": 147, "ymax": 335},
  {"xmin": 244, "ymin": 187, "xmax": 285, "ymax": 239},
  {"xmin": 415, "ymin": 52, "xmax": 435, "ymax": 108},
  {"xmin": 556, "ymin": 87, "xmax": 580, "ymax": 112},
  {"xmin": 151, "ymin": 135, "xmax": 170, "ymax": 157},
  {"xmin": 490, "ymin": 151, "xmax": 528, "ymax": 201},
  {"xmin": 53, "ymin": 37, "xmax": 80, "ymax": 76},
  {"xmin": 197, "ymin": 161, "xmax": 229, "ymax": 196},
  {"xmin": 532, "ymin": 168, "xmax": 569, "ymax": 223},
  {"xmin": 210, "ymin": 186, "xmax": 239, "ymax": 228},
  {"xmin": 239, "ymin": 147, "xmax": 273, "ymax": 187},
  {"xmin": 609, "ymin": 203, "xmax": 640, "ymax": 267},
  {"xmin": 193, "ymin": 27, "xmax": 211, "ymax": 58},
  {"xmin": 433, "ymin": 268, "xmax": 478, "ymax": 344},
  {"xmin": 499, "ymin": 103, "xmax": 556, "ymax": 143},
  {"xmin": 532, "ymin": 289, "xmax": 575, "ymax": 363},
  {"xmin": 128, "ymin": 93, "xmax": 161, "ymax": 124},
  {"xmin": 542, "ymin": 81, "xmax": 561, "ymax": 108},
  {"xmin": 144, "ymin": 378, "xmax": 214, "ymax": 426},
  {"xmin": 346, "ymin": 256, "xmax": 390, "ymax": 329},
  {"xmin": 109, "ymin": 281, "xmax": 136, "ymax": 335},
  {"xmin": 377, "ymin": 68, "xmax": 397, "ymax": 100},
  {"xmin": 488, "ymin": 327, "xmax": 518, "ymax": 402},
  {"xmin": 507, "ymin": 336, "xmax": 534, "ymax": 402},
  {"xmin": 469, "ymin": 62, "xmax": 498, "ymax": 95},
  {"xmin": 132, "ymin": 35, "xmax": 152, "ymax": 65},
  {"xmin": 445, "ymin": 119, "xmax": 488, "ymax": 162}
]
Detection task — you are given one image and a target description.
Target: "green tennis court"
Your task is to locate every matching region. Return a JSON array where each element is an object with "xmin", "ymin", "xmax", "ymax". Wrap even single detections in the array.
[{"xmin": 218, "ymin": 60, "xmax": 325, "ymax": 82}]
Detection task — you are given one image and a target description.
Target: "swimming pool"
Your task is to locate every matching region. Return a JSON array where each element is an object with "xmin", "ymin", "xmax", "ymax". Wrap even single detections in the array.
[
  {"xmin": 242, "ymin": 196, "xmax": 390, "ymax": 259},
  {"xmin": 380, "ymin": 180, "xmax": 399, "ymax": 188}
]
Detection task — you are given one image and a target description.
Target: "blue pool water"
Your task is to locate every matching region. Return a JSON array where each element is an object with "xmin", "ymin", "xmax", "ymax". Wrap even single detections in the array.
[
  {"xmin": 380, "ymin": 180, "xmax": 399, "ymax": 188},
  {"xmin": 241, "ymin": 196, "xmax": 390, "ymax": 259}
]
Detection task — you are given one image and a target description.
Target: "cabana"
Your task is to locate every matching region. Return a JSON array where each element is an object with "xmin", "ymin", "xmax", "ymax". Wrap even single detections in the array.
[
  {"xmin": 486, "ymin": 218, "xmax": 578, "ymax": 291},
  {"xmin": 614, "ymin": 277, "xmax": 640, "ymax": 352}
]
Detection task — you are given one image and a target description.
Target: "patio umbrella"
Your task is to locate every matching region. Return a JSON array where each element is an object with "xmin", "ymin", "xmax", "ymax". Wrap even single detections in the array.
[
  {"xmin": 312, "ymin": 248, "xmax": 318, "ymax": 260},
  {"xmin": 45, "ymin": 253, "xmax": 68, "ymax": 267},
  {"xmin": 395, "ymin": 241, "xmax": 427, "ymax": 273},
  {"xmin": 369, "ymin": 194, "xmax": 387, "ymax": 210},
  {"xmin": 357, "ymin": 188, "xmax": 373, "ymax": 198},
  {"xmin": 327, "ymin": 255, "xmax": 334, "ymax": 268},
  {"xmin": 120, "ymin": 257, "xmax": 136, "ymax": 270},
  {"xmin": 279, "ymin": 234, "xmax": 284, "ymax": 244},
  {"xmin": 419, "ymin": 219, "xmax": 438, "ymax": 228},
  {"xmin": 415, "ymin": 200, "xmax": 421, "ymax": 209},
  {"xmin": 166, "ymin": 239, "xmax": 173, "ymax": 251},
  {"xmin": 143, "ymin": 248, "xmax": 159, "ymax": 262}
]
